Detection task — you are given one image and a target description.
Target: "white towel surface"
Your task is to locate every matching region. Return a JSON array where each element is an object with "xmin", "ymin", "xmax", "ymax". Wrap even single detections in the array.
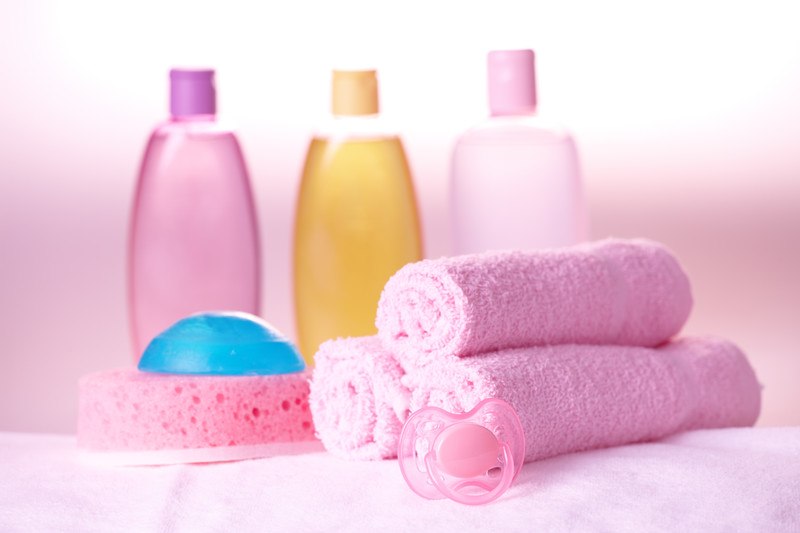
[{"xmin": 0, "ymin": 427, "xmax": 798, "ymax": 532}]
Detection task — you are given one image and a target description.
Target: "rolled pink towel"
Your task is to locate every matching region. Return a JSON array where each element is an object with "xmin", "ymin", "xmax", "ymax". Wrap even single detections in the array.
[
  {"xmin": 308, "ymin": 337, "xmax": 409, "ymax": 460},
  {"xmin": 376, "ymin": 238, "xmax": 693, "ymax": 367},
  {"xmin": 408, "ymin": 337, "xmax": 761, "ymax": 462},
  {"xmin": 310, "ymin": 336, "xmax": 760, "ymax": 462}
]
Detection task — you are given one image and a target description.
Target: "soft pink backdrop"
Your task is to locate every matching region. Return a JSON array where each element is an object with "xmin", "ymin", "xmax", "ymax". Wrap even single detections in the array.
[{"xmin": 1, "ymin": 0, "xmax": 798, "ymax": 433}]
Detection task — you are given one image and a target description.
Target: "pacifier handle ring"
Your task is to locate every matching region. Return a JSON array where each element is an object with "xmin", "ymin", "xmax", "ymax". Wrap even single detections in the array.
[{"xmin": 424, "ymin": 441, "xmax": 516, "ymax": 506}]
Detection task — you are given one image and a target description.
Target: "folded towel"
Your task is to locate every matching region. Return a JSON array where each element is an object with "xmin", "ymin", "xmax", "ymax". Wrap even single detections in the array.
[
  {"xmin": 309, "ymin": 337, "xmax": 409, "ymax": 460},
  {"xmin": 309, "ymin": 336, "xmax": 760, "ymax": 462},
  {"xmin": 375, "ymin": 238, "xmax": 693, "ymax": 367}
]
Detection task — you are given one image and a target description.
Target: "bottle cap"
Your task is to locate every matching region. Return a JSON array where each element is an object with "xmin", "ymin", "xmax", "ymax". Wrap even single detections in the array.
[
  {"xmin": 170, "ymin": 68, "xmax": 216, "ymax": 117},
  {"xmin": 487, "ymin": 50, "xmax": 537, "ymax": 116},
  {"xmin": 332, "ymin": 70, "xmax": 379, "ymax": 116}
]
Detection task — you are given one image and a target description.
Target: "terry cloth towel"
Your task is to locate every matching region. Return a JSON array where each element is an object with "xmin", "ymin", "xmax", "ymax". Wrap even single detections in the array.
[
  {"xmin": 2, "ymin": 428, "xmax": 799, "ymax": 532},
  {"xmin": 375, "ymin": 238, "xmax": 693, "ymax": 368},
  {"xmin": 308, "ymin": 337, "xmax": 410, "ymax": 460},
  {"xmin": 309, "ymin": 336, "xmax": 760, "ymax": 462}
]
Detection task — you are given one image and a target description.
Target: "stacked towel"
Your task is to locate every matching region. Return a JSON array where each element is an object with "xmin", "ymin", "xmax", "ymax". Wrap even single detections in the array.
[
  {"xmin": 310, "ymin": 336, "xmax": 760, "ymax": 461},
  {"xmin": 309, "ymin": 337, "xmax": 407, "ymax": 460},
  {"xmin": 309, "ymin": 239, "xmax": 761, "ymax": 462},
  {"xmin": 376, "ymin": 238, "xmax": 693, "ymax": 367}
]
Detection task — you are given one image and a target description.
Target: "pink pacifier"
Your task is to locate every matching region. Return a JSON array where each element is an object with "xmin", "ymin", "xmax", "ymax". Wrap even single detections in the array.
[{"xmin": 397, "ymin": 398, "xmax": 525, "ymax": 505}]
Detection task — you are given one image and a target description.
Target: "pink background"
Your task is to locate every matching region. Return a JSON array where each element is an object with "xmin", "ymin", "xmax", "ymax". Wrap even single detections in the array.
[{"xmin": 1, "ymin": 0, "xmax": 798, "ymax": 433}]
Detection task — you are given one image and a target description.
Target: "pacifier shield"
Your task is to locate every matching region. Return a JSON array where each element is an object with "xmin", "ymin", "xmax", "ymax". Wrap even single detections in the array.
[{"xmin": 397, "ymin": 398, "xmax": 525, "ymax": 505}]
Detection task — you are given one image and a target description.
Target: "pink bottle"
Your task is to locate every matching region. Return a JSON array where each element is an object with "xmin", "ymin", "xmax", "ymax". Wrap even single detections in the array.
[
  {"xmin": 128, "ymin": 69, "xmax": 260, "ymax": 359},
  {"xmin": 450, "ymin": 50, "xmax": 588, "ymax": 254}
]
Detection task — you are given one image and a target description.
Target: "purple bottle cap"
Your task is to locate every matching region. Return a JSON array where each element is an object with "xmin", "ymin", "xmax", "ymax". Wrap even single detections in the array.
[
  {"xmin": 487, "ymin": 50, "xmax": 537, "ymax": 116},
  {"xmin": 170, "ymin": 69, "xmax": 216, "ymax": 117}
]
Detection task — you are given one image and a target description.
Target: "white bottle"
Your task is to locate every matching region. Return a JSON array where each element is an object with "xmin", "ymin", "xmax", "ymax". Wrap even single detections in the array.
[{"xmin": 450, "ymin": 49, "xmax": 587, "ymax": 254}]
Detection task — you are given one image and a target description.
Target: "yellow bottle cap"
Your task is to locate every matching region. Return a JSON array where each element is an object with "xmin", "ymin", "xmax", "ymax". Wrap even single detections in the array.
[{"xmin": 332, "ymin": 70, "xmax": 379, "ymax": 116}]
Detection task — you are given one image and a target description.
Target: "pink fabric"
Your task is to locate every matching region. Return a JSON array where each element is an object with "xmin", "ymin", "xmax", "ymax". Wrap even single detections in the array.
[
  {"xmin": 376, "ymin": 238, "xmax": 693, "ymax": 367},
  {"xmin": 308, "ymin": 337, "xmax": 408, "ymax": 460},
  {"xmin": 407, "ymin": 337, "xmax": 760, "ymax": 462},
  {"xmin": 309, "ymin": 336, "xmax": 760, "ymax": 461},
  {"xmin": 3, "ymin": 428, "xmax": 798, "ymax": 531}
]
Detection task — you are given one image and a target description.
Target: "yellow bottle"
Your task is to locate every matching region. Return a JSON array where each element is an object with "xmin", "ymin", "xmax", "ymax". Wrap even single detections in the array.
[{"xmin": 293, "ymin": 70, "xmax": 423, "ymax": 365}]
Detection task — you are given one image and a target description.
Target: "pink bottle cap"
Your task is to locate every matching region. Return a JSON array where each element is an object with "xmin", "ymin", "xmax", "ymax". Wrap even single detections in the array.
[
  {"xmin": 487, "ymin": 49, "xmax": 537, "ymax": 116},
  {"xmin": 397, "ymin": 398, "xmax": 525, "ymax": 506},
  {"xmin": 170, "ymin": 69, "xmax": 216, "ymax": 117}
]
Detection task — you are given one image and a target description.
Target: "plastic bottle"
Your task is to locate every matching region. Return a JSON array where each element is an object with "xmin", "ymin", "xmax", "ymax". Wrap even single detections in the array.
[
  {"xmin": 450, "ymin": 49, "xmax": 587, "ymax": 255},
  {"xmin": 128, "ymin": 69, "xmax": 260, "ymax": 359},
  {"xmin": 293, "ymin": 70, "xmax": 422, "ymax": 365}
]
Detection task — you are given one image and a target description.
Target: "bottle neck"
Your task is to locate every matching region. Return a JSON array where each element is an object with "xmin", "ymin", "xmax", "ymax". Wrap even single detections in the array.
[
  {"xmin": 331, "ymin": 113, "xmax": 380, "ymax": 122},
  {"xmin": 170, "ymin": 114, "xmax": 217, "ymax": 122},
  {"xmin": 490, "ymin": 107, "xmax": 537, "ymax": 118},
  {"xmin": 316, "ymin": 113, "xmax": 394, "ymax": 140}
]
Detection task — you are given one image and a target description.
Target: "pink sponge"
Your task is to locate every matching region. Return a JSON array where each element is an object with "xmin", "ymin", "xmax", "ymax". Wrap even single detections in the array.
[{"xmin": 78, "ymin": 369, "xmax": 318, "ymax": 465}]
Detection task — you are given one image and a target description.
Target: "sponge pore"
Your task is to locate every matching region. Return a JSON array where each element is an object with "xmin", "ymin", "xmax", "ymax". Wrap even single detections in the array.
[{"xmin": 78, "ymin": 369, "xmax": 316, "ymax": 465}]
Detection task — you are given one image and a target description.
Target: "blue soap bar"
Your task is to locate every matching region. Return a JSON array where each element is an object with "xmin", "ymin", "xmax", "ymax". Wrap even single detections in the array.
[{"xmin": 138, "ymin": 312, "xmax": 306, "ymax": 376}]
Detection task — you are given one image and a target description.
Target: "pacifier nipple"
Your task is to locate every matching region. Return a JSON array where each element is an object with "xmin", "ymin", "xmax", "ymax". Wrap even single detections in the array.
[{"xmin": 436, "ymin": 423, "xmax": 500, "ymax": 478}]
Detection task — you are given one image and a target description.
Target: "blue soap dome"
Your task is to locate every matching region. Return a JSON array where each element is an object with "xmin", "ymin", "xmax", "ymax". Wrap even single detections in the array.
[{"xmin": 138, "ymin": 312, "xmax": 306, "ymax": 375}]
